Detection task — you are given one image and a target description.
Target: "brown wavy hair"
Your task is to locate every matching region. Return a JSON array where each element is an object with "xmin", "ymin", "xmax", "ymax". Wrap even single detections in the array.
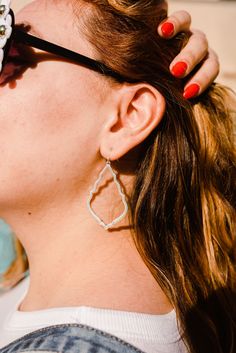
[{"xmin": 73, "ymin": 0, "xmax": 236, "ymax": 352}]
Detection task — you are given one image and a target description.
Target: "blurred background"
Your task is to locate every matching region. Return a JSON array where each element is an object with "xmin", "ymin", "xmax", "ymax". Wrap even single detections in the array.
[{"xmin": 12, "ymin": 0, "xmax": 236, "ymax": 91}]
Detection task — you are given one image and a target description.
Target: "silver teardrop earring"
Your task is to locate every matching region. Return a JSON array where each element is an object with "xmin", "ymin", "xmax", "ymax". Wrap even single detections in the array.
[{"xmin": 87, "ymin": 159, "xmax": 128, "ymax": 230}]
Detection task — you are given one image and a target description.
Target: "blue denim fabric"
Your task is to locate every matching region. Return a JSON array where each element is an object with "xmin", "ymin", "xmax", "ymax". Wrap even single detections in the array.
[{"xmin": 0, "ymin": 324, "xmax": 145, "ymax": 353}]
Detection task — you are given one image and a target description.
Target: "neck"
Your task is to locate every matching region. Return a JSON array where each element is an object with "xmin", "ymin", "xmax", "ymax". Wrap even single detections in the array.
[{"xmin": 1, "ymin": 177, "xmax": 173, "ymax": 315}]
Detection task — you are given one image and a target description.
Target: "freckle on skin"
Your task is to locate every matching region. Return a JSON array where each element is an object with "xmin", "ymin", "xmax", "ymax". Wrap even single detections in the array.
[{"xmin": 28, "ymin": 212, "xmax": 32, "ymax": 216}]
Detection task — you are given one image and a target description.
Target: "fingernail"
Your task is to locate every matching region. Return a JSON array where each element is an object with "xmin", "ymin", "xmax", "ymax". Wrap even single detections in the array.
[
  {"xmin": 161, "ymin": 22, "xmax": 174, "ymax": 37},
  {"xmin": 183, "ymin": 84, "xmax": 200, "ymax": 100},
  {"xmin": 171, "ymin": 62, "xmax": 188, "ymax": 78}
]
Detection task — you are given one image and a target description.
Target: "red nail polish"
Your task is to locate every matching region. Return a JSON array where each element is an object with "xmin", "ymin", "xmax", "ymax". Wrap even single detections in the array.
[
  {"xmin": 183, "ymin": 84, "xmax": 200, "ymax": 100},
  {"xmin": 171, "ymin": 62, "xmax": 188, "ymax": 78},
  {"xmin": 161, "ymin": 22, "xmax": 174, "ymax": 37}
]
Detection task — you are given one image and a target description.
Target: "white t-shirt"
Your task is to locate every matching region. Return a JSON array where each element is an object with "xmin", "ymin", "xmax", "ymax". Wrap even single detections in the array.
[{"xmin": 0, "ymin": 276, "xmax": 187, "ymax": 353}]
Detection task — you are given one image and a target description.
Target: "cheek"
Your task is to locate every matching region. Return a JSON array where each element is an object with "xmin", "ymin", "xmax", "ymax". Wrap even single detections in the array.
[{"xmin": 0, "ymin": 61, "xmax": 102, "ymax": 207}]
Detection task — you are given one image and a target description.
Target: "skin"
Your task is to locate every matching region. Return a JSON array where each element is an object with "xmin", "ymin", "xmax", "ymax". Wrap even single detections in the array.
[{"xmin": 0, "ymin": 0, "xmax": 172, "ymax": 313}]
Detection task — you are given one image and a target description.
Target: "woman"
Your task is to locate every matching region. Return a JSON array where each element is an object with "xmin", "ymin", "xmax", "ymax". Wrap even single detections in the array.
[{"xmin": 0, "ymin": 0, "xmax": 235, "ymax": 353}]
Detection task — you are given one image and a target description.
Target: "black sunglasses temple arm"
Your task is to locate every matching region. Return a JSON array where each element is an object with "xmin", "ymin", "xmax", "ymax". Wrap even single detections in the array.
[{"xmin": 13, "ymin": 29, "xmax": 130, "ymax": 83}]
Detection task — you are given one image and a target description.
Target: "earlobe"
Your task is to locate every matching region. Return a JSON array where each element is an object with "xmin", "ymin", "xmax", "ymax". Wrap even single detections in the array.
[{"xmin": 100, "ymin": 83, "xmax": 166, "ymax": 161}]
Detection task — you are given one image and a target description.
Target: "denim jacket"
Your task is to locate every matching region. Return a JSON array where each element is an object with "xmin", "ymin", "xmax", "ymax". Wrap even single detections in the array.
[{"xmin": 0, "ymin": 323, "xmax": 144, "ymax": 353}]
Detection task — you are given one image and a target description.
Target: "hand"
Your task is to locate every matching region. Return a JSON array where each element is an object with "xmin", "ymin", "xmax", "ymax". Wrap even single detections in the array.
[{"xmin": 158, "ymin": 11, "xmax": 220, "ymax": 99}]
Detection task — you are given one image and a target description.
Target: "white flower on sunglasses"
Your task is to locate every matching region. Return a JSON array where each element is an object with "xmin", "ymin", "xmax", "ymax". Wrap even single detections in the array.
[
  {"xmin": 0, "ymin": 13, "xmax": 12, "ymax": 47},
  {"xmin": 0, "ymin": 10, "xmax": 12, "ymax": 73},
  {"xmin": 0, "ymin": 0, "xmax": 11, "ymax": 18}
]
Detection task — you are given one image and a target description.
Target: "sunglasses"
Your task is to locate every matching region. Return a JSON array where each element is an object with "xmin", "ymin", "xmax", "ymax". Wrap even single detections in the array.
[{"xmin": 0, "ymin": 5, "xmax": 135, "ymax": 83}]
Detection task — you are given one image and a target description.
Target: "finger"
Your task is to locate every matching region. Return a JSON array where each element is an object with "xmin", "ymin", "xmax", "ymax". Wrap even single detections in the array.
[
  {"xmin": 158, "ymin": 10, "xmax": 191, "ymax": 38},
  {"xmin": 170, "ymin": 29, "xmax": 209, "ymax": 78},
  {"xmin": 183, "ymin": 49, "xmax": 220, "ymax": 100}
]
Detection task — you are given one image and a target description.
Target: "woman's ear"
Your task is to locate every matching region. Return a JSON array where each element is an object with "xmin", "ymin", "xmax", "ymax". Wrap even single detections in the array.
[{"xmin": 100, "ymin": 83, "xmax": 166, "ymax": 160}]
